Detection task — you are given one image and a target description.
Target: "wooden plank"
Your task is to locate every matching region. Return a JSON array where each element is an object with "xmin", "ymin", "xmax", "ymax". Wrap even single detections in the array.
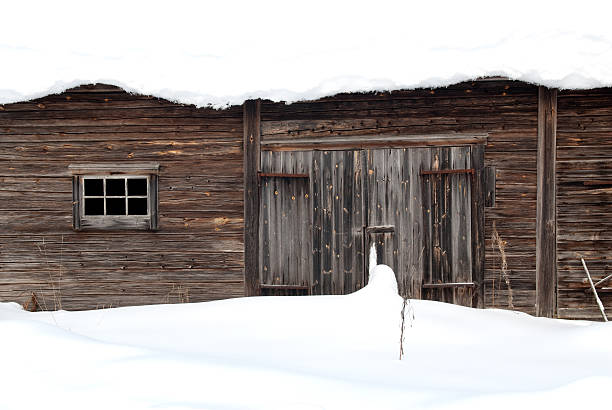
[
  {"xmin": 430, "ymin": 148, "xmax": 443, "ymax": 300},
  {"xmin": 451, "ymin": 146, "xmax": 473, "ymax": 306},
  {"xmin": 243, "ymin": 99, "xmax": 261, "ymax": 296},
  {"xmin": 321, "ymin": 151, "xmax": 333, "ymax": 294},
  {"xmin": 398, "ymin": 148, "xmax": 410, "ymax": 297},
  {"xmin": 298, "ymin": 151, "xmax": 313, "ymax": 288},
  {"xmin": 353, "ymin": 150, "xmax": 365, "ymax": 291},
  {"xmin": 360, "ymin": 149, "xmax": 370, "ymax": 287},
  {"xmin": 150, "ymin": 175, "xmax": 159, "ymax": 230},
  {"xmin": 421, "ymin": 169, "xmax": 474, "ymax": 175},
  {"xmin": 443, "ymin": 148, "xmax": 454, "ymax": 303},
  {"xmin": 68, "ymin": 162, "xmax": 160, "ymax": 174},
  {"xmin": 408, "ymin": 148, "xmax": 424, "ymax": 299},
  {"xmin": 471, "ymin": 144, "xmax": 486, "ymax": 308},
  {"xmin": 262, "ymin": 133, "xmax": 488, "ymax": 151},
  {"xmin": 342, "ymin": 151, "xmax": 353, "ymax": 294},
  {"xmin": 484, "ymin": 166, "xmax": 496, "ymax": 207},
  {"xmin": 389, "ymin": 149, "xmax": 401, "ymax": 276},
  {"xmin": 311, "ymin": 151, "xmax": 322, "ymax": 294},
  {"xmin": 270, "ymin": 154, "xmax": 281, "ymax": 284},
  {"xmin": 421, "ymin": 149, "xmax": 433, "ymax": 300},
  {"xmin": 72, "ymin": 175, "xmax": 81, "ymax": 230},
  {"xmin": 259, "ymin": 153, "xmax": 271, "ymax": 285},
  {"xmin": 258, "ymin": 172, "xmax": 308, "ymax": 178},
  {"xmin": 536, "ymin": 87, "xmax": 557, "ymax": 317},
  {"xmin": 423, "ymin": 282, "xmax": 475, "ymax": 289},
  {"xmin": 259, "ymin": 284, "xmax": 310, "ymax": 290}
]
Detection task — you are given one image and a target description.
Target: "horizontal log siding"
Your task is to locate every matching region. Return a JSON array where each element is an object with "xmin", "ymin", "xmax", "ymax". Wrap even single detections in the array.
[
  {"xmin": 261, "ymin": 80, "xmax": 539, "ymax": 314},
  {"xmin": 0, "ymin": 84, "xmax": 244, "ymax": 310},
  {"xmin": 557, "ymin": 89, "xmax": 612, "ymax": 320}
]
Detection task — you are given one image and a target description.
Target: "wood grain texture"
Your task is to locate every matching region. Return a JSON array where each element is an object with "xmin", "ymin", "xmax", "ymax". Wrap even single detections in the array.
[
  {"xmin": 557, "ymin": 88, "xmax": 612, "ymax": 320},
  {"xmin": 243, "ymin": 100, "xmax": 261, "ymax": 296},
  {"xmin": 9, "ymin": 80, "xmax": 611, "ymax": 320},
  {"xmin": 262, "ymin": 80, "xmax": 539, "ymax": 313},
  {"xmin": 0, "ymin": 85, "xmax": 244, "ymax": 310},
  {"xmin": 536, "ymin": 87, "xmax": 558, "ymax": 317}
]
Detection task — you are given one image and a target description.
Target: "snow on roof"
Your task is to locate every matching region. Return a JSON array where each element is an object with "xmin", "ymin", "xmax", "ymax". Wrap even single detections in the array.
[{"xmin": 3, "ymin": 1, "xmax": 612, "ymax": 108}]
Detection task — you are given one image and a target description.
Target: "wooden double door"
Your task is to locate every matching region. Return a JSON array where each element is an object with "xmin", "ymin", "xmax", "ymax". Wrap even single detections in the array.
[{"xmin": 258, "ymin": 145, "xmax": 484, "ymax": 306}]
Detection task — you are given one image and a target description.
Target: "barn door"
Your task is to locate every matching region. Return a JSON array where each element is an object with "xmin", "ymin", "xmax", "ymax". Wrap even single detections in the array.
[
  {"xmin": 259, "ymin": 146, "xmax": 483, "ymax": 305},
  {"xmin": 311, "ymin": 150, "xmax": 366, "ymax": 295},
  {"xmin": 420, "ymin": 147, "xmax": 475, "ymax": 306},
  {"xmin": 259, "ymin": 151, "xmax": 313, "ymax": 295},
  {"xmin": 365, "ymin": 146, "xmax": 481, "ymax": 307},
  {"xmin": 259, "ymin": 150, "xmax": 366, "ymax": 296}
]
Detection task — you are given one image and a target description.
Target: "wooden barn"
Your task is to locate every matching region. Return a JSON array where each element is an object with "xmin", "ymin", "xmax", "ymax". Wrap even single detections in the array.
[{"xmin": 0, "ymin": 79, "xmax": 610, "ymax": 320}]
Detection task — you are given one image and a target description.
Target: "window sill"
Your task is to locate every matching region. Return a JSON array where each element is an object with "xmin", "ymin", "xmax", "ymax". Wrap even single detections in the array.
[{"xmin": 78, "ymin": 216, "xmax": 154, "ymax": 231}]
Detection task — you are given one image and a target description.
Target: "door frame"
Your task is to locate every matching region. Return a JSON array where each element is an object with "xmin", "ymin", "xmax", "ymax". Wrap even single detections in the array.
[{"xmin": 243, "ymin": 105, "xmax": 486, "ymax": 305}]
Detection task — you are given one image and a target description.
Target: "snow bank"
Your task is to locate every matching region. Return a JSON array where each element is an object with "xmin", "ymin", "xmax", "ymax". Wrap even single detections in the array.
[
  {"xmin": 1, "ymin": 257, "xmax": 611, "ymax": 409},
  {"xmin": 2, "ymin": 1, "xmax": 612, "ymax": 107}
]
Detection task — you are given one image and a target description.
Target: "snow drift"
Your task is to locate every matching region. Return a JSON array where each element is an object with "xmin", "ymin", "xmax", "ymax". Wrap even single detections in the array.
[{"xmin": 1, "ymin": 250, "xmax": 611, "ymax": 409}]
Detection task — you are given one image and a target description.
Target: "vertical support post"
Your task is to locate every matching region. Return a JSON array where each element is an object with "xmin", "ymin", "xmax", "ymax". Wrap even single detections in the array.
[
  {"xmin": 72, "ymin": 175, "xmax": 81, "ymax": 231},
  {"xmin": 470, "ymin": 145, "xmax": 485, "ymax": 308},
  {"xmin": 149, "ymin": 174, "xmax": 159, "ymax": 231},
  {"xmin": 244, "ymin": 99, "xmax": 261, "ymax": 296},
  {"xmin": 536, "ymin": 86, "xmax": 557, "ymax": 317}
]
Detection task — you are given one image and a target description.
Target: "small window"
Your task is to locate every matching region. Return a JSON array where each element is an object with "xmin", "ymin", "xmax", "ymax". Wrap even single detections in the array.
[
  {"xmin": 69, "ymin": 163, "xmax": 159, "ymax": 230},
  {"xmin": 83, "ymin": 177, "xmax": 149, "ymax": 216}
]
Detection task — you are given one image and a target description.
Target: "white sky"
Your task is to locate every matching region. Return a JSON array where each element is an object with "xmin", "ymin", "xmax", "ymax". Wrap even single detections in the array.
[{"xmin": 2, "ymin": 1, "xmax": 612, "ymax": 106}]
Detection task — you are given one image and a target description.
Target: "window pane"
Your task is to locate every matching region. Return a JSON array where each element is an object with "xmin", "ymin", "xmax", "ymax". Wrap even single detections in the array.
[
  {"xmin": 106, "ymin": 178, "xmax": 126, "ymax": 196},
  {"xmin": 128, "ymin": 178, "xmax": 148, "ymax": 196},
  {"xmin": 128, "ymin": 198, "xmax": 148, "ymax": 215},
  {"xmin": 84, "ymin": 179, "xmax": 103, "ymax": 196},
  {"xmin": 84, "ymin": 198, "xmax": 104, "ymax": 215},
  {"xmin": 106, "ymin": 198, "xmax": 126, "ymax": 215}
]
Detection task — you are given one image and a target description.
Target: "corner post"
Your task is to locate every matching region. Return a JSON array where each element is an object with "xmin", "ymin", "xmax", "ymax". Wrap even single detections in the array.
[
  {"xmin": 244, "ymin": 99, "xmax": 261, "ymax": 296},
  {"xmin": 536, "ymin": 86, "xmax": 557, "ymax": 317}
]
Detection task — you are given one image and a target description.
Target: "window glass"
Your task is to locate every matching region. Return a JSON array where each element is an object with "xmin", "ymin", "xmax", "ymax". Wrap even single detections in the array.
[
  {"xmin": 84, "ymin": 198, "xmax": 104, "ymax": 215},
  {"xmin": 128, "ymin": 198, "xmax": 148, "ymax": 215},
  {"xmin": 84, "ymin": 179, "xmax": 103, "ymax": 196},
  {"xmin": 106, "ymin": 198, "xmax": 126, "ymax": 215},
  {"xmin": 106, "ymin": 178, "xmax": 126, "ymax": 196},
  {"xmin": 128, "ymin": 178, "xmax": 148, "ymax": 196}
]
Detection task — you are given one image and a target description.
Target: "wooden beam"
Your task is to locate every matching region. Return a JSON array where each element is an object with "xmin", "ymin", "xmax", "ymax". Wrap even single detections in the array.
[
  {"xmin": 243, "ymin": 99, "xmax": 261, "ymax": 296},
  {"xmin": 536, "ymin": 86, "xmax": 557, "ymax": 317},
  {"xmin": 422, "ymin": 282, "xmax": 475, "ymax": 289},
  {"xmin": 470, "ymin": 144, "xmax": 485, "ymax": 308},
  {"xmin": 261, "ymin": 133, "xmax": 488, "ymax": 151},
  {"xmin": 420, "ymin": 168, "xmax": 474, "ymax": 176},
  {"xmin": 72, "ymin": 175, "xmax": 81, "ymax": 231}
]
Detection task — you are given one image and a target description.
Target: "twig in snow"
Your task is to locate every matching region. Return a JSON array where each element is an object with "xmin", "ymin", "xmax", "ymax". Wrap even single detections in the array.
[
  {"xmin": 581, "ymin": 258, "xmax": 608, "ymax": 322},
  {"xmin": 399, "ymin": 296, "xmax": 415, "ymax": 360}
]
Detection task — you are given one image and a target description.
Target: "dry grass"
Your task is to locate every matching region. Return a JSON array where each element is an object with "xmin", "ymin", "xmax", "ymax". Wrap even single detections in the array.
[
  {"xmin": 165, "ymin": 283, "xmax": 190, "ymax": 304},
  {"xmin": 491, "ymin": 222, "xmax": 514, "ymax": 309},
  {"xmin": 35, "ymin": 236, "xmax": 64, "ymax": 311}
]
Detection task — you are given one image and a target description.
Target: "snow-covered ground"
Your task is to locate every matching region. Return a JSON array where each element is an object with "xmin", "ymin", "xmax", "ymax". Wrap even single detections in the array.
[
  {"xmin": 3, "ymin": 1, "xmax": 612, "ymax": 106},
  {"xmin": 1, "ymin": 260, "xmax": 610, "ymax": 410}
]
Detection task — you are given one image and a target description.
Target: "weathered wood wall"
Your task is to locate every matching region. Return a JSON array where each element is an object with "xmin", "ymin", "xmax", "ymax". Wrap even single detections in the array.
[
  {"xmin": 557, "ymin": 88, "xmax": 612, "ymax": 320},
  {"xmin": 7, "ymin": 80, "xmax": 610, "ymax": 319},
  {"xmin": 261, "ymin": 80, "xmax": 539, "ymax": 314},
  {"xmin": 0, "ymin": 84, "xmax": 244, "ymax": 310}
]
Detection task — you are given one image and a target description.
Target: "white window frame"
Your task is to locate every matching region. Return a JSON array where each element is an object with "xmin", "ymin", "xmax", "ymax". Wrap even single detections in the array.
[
  {"xmin": 81, "ymin": 175, "xmax": 150, "ymax": 217},
  {"xmin": 69, "ymin": 163, "xmax": 159, "ymax": 231}
]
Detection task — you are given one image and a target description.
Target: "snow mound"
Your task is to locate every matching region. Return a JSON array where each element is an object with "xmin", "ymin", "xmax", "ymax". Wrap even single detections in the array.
[{"xmin": 359, "ymin": 244, "xmax": 399, "ymax": 296}]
